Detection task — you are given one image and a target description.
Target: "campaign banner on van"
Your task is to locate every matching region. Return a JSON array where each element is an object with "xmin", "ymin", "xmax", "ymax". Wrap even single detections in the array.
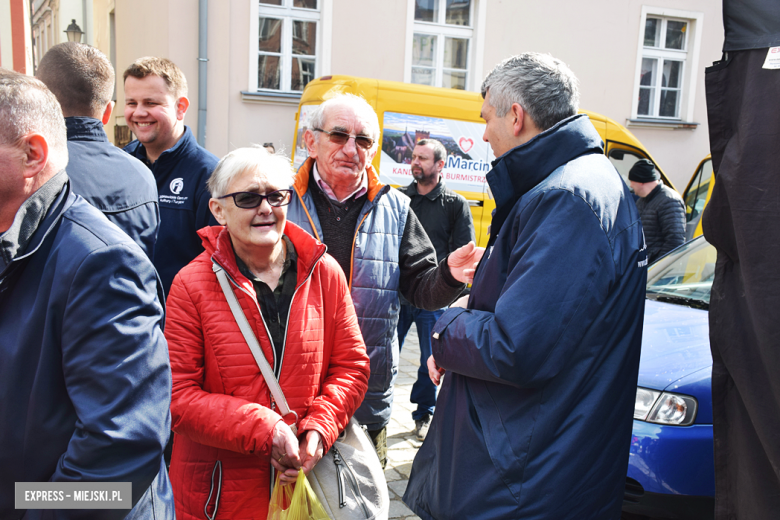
[{"xmin": 379, "ymin": 112, "xmax": 495, "ymax": 194}]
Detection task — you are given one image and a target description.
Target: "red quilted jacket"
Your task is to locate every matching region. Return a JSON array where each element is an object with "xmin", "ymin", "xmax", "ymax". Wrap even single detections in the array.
[{"xmin": 166, "ymin": 222, "xmax": 369, "ymax": 520}]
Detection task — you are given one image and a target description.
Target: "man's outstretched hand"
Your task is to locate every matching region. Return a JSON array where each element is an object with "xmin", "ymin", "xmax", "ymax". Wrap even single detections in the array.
[{"xmin": 447, "ymin": 242, "xmax": 485, "ymax": 284}]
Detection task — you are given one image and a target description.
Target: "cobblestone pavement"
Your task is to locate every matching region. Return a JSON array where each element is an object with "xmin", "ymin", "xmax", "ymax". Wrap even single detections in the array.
[{"xmin": 385, "ymin": 324, "xmax": 424, "ymax": 520}]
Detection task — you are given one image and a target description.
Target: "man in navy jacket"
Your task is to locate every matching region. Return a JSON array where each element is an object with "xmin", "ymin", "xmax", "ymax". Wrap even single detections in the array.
[
  {"xmin": 404, "ymin": 53, "xmax": 647, "ymax": 519},
  {"xmin": 0, "ymin": 70, "xmax": 173, "ymax": 518},
  {"xmin": 123, "ymin": 57, "xmax": 217, "ymax": 294},
  {"xmin": 36, "ymin": 42, "xmax": 159, "ymax": 259}
]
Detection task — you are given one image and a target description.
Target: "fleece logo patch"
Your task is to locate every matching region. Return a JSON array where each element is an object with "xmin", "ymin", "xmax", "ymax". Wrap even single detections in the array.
[
  {"xmin": 160, "ymin": 178, "xmax": 189, "ymax": 205},
  {"xmin": 170, "ymin": 178, "xmax": 184, "ymax": 195}
]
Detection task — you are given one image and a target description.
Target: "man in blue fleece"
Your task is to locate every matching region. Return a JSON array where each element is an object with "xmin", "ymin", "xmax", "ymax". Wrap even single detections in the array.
[
  {"xmin": 404, "ymin": 53, "xmax": 647, "ymax": 519},
  {"xmin": 123, "ymin": 56, "xmax": 217, "ymax": 295}
]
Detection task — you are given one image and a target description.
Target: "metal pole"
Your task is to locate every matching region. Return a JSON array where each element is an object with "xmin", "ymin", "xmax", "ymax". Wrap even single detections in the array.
[{"xmin": 197, "ymin": 0, "xmax": 208, "ymax": 148}]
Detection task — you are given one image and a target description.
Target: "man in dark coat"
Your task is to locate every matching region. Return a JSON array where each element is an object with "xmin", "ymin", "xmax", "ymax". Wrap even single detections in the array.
[
  {"xmin": 0, "ymin": 70, "xmax": 173, "ymax": 519},
  {"xmin": 403, "ymin": 53, "xmax": 647, "ymax": 519},
  {"xmin": 703, "ymin": 1, "xmax": 780, "ymax": 517},
  {"xmin": 287, "ymin": 94, "xmax": 482, "ymax": 468},
  {"xmin": 36, "ymin": 42, "xmax": 159, "ymax": 259},
  {"xmin": 629, "ymin": 158, "xmax": 685, "ymax": 263}
]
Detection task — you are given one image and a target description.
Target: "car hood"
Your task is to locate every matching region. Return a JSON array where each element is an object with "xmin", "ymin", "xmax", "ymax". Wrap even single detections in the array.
[{"xmin": 637, "ymin": 299, "xmax": 712, "ymax": 392}]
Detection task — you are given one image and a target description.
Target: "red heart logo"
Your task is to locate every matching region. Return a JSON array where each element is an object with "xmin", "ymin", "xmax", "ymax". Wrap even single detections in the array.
[{"xmin": 458, "ymin": 137, "xmax": 474, "ymax": 154}]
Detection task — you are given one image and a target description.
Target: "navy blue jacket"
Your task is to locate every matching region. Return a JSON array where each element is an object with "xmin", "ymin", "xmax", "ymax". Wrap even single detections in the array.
[
  {"xmin": 0, "ymin": 175, "xmax": 174, "ymax": 519},
  {"xmin": 404, "ymin": 115, "xmax": 647, "ymax": 519},
  {"xmin": 65, "ymin": 117, "xmax": 159, "ymax": 259},
  {"xmin": 125, "ymin": 126, "xmax": 218, "ymax": 294}
]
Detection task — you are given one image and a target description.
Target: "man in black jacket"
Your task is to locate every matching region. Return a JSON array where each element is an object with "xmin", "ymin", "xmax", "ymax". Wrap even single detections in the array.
[
  {"xmin": 36, "ymin": 43, "xmax": 159, "ymax": 259},
  {"xmin": 397, "ymin": 138, "xmax": 474, "ymax": 440},
  {"xmin": 629, "ymin": 158, "xmax": 685, "ymax": 263}
]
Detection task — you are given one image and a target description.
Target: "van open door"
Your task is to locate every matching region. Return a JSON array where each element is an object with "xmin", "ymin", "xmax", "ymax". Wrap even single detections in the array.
[{"xmin": 681, "ymin": 156, "xmax": 714, "ymax": 240}]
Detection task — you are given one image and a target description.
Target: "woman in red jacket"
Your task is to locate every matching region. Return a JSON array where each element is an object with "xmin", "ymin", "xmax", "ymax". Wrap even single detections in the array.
[{"xmin": 165, "ymin": 146, "xmax": 370, "ymax": 519}]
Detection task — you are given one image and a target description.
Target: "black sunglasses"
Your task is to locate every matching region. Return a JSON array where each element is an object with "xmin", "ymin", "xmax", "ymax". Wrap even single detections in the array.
[
  {"xmin": 217, "ymin": 189, "xmax": 293, "ymax": 209},
  {"xmin": 313, "ymin": 128, "xmax": 374, "ymax": 150}
]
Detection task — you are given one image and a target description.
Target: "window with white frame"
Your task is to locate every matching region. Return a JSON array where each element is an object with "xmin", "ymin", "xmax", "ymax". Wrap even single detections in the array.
[
  {"xmin": 632, "ymin": 8, "xmax": 703, "ymax": 123},
  {"xmin": 411, "ymin": 0, "xmax": 473, "ymax": 90},
  {"xmin": 638, "ymin": 16, "xmax": 687, "ymax": 118},
  {"xmin": 255, "ymin": 0, "xmax": 319, "ymax": 93}
]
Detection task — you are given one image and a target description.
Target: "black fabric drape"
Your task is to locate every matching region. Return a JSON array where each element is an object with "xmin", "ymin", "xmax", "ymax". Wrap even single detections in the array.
[{"xmin": 703, "ymin": 48, "xmax": 780, "ymax": 520}]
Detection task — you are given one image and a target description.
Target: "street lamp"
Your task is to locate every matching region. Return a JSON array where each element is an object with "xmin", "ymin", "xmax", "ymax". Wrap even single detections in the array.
[{"xmin": 64, "ymin": 20, "xmax": 83, "ymax": 43}]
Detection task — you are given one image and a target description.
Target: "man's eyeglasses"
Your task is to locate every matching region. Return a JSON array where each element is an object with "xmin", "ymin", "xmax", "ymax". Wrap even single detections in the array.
[
  {"xmin": 217, "ymin": 189, "xmax": 293, "ymax": 209},
  {"xmin": 313, "ymin": 128, "xmax": 374, "ymax": 150}
]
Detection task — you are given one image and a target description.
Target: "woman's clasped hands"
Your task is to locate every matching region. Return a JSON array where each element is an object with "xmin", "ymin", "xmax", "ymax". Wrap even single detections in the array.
[{"xmin": 270, "ymin": 421, "xmax": 324, "ymax": 485}]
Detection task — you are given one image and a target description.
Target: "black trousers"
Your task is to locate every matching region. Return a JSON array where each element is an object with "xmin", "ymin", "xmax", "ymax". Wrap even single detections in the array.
[{"xmin": 703, "ymin": 48, "xmax": 780, "ymax": 520}]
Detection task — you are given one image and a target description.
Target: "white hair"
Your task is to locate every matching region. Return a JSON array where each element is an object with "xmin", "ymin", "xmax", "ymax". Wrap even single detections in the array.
[
  {"xmin": 481, "ymin": 53, "xmax": 580, "ymax": 131},
  {"xmin": 307, "ymin": 93, "xmax": 380, "ymax": 153},
  {"xmin": 0, "ymin": 69, "xmax": 68, "ymax": 172},
  {"xmin": 207, "ymin": 146, "xmax": 295, "ymax": 198}
]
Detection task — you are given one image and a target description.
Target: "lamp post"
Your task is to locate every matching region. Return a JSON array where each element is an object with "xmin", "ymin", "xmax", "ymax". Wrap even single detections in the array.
[{"xmin": 64, "ymin": 20, "xmax": 84, "ymax": 43}]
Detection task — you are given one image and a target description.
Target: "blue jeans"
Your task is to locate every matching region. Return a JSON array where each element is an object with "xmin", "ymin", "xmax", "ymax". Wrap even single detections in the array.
[{"xmin": 397, "ymin": 303, "xmax": 445, "ymax": 421}]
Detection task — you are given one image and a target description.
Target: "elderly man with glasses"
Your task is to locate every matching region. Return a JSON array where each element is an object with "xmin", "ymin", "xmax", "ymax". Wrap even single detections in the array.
[{"xmin": 287, "ymin": 93, "xmax": 482, "ymax": 467}]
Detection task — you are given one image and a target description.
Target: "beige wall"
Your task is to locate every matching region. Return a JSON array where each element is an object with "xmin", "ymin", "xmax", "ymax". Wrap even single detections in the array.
[
  {"xmin": 481, "ymin": 0, "xmax": 722, "ymax": 189},
  {"xmin": 90, "ymin": 0, "xmax": 116, "ymax": 141},
  {"xmin": 331, "ymin": 0, "xmax": 407, "ymax": 81},
  {"xmin": 114, "ymin": 0, "xmax": 722, "ymax": 190}
]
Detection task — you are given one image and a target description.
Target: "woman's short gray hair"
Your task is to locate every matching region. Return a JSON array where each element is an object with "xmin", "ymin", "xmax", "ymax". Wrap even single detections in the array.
[
  {"xmin": 307, "ymin": 93, "xmax": 380, "ymax": 152},
  {"xmin": 207, "ymin": 146, "xmax": 296, "ymax": 198},
  {"xmin": 481, "ymin": 53, "xmax": 580, "ymax": 132}
]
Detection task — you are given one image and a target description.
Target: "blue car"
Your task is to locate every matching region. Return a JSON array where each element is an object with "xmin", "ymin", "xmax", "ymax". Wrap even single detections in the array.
[{"xmin": 622, "ymin": 236, "xmax": 716, "ymax": 520}]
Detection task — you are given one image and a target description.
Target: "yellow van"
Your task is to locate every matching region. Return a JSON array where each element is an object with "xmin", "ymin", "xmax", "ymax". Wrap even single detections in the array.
[
  {"xmin": 682, "ymin": 155, "xmax": 715, "ymax": 241},
  {"xmin": 291, "ymin": 75, "xmax": 674, "ymax": 247}
]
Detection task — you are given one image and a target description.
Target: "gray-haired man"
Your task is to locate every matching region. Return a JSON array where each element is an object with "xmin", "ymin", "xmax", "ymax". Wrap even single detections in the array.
[
  {"xmin": 0, "ymin": 69, "xmax": 173, "ymax": 518},
  {"xmin": 286, "ymin": 93, "xmax": 482, "ymax": 468},
  {"xmin": 404, "ymin": 53, "xmax": 647, "ymax": 519}
]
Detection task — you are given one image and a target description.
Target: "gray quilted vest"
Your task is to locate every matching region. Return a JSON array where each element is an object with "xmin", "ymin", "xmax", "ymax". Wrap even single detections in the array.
[{"xmin": 288, "ymin": 161, "xmax": 410, "ymax": 429}]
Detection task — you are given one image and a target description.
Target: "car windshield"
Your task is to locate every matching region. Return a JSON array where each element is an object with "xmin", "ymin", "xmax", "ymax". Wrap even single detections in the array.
[{"xmin": 645, "ymin": 236, "xmax": 716, "ymax": 309}]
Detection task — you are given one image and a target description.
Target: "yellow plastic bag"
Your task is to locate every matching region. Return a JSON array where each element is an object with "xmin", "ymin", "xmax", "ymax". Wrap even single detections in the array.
[{"xmin": 268, "ymin": 469, "xmax": 331, "ymax": 520}]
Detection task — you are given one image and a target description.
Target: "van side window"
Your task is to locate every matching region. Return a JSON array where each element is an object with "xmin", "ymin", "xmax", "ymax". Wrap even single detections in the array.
[{"xmin": 607, "ymin": 148, "xmax": 646, "ymax": 185}]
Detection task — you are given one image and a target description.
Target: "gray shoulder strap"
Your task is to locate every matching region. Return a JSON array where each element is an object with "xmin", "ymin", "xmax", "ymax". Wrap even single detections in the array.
[{"xmin": 212, "ymin": 262, "xmax": 297, "ymax": 430}]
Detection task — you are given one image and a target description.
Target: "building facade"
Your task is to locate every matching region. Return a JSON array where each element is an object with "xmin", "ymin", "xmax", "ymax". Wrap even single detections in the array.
[
  {"xmin": 112, "ymin": 0, "xmax": 722, "ymax": 189},
  {"xmin": 1, "ymin": 0, "xmax": 33, "ymax": 74}
]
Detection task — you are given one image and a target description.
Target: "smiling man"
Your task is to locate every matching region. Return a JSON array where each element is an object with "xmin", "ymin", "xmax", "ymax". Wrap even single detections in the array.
[
  {"xmin": 286, "ymin": 93, "xmax": 482, "ymax": 468},
  {"xmin": 123, "ymin": 57, "xmax": 218, "ymax": 295}
]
